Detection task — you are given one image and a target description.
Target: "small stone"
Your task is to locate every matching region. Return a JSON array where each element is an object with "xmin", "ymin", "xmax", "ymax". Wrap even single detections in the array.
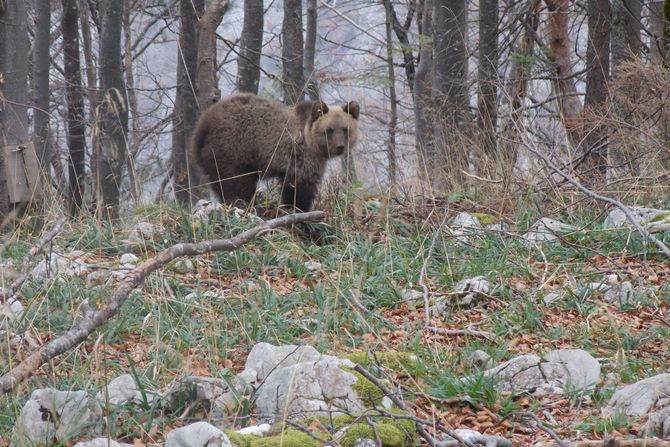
[
  {"xmin": 171, "ymin": 259, "xmax": 195, "ymax": 274},
  {"xmin": 471, "ymin": 350, "xmax": 493, "ymax": 369},
  {"xmin": 165, "ymin": 421, "xmax": 232, "ymax": 447},
  {"xmin": 543, "ymin": 290, "xmax": 565, "ymax": 305},
  {"xmin": 0, "ymin": 298, "xmax": 24, "ymax": 329},
  {"xmin": 119, "ymin": 253, "xmax": 139, "ymax": 265},
  {"xmin": 73, "ymin": 439, "xmax": 133, "ymax": 447},
  {"xmin": 235, "ymin": 424, "xmax": 272, "ymax": 436},
  {"xmin": 127, "ymin": 222, "xmax": 158, "ymax": 244},
  {"xmin": 604, "ymin": 281, "xmax": 636, "ymax": 306},
  {"xmin": 304, "ymin": 260, "xmax": 322, "ymax": 272},
  {"xmin": 523, "ymin": 217, "xmax": 578, "ymax": 243}
]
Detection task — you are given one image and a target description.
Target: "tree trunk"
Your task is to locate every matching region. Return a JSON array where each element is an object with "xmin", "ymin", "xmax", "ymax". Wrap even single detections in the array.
[
  {"xmin": 388, "ymin": 0, "xmax": 416, "ymax": 95},
  {"xmin": 544, "ymin": 0, "xmax": 582, "ymax": 151},
  {"xmin": 282, "ymin": 0, "xmax": 305, "ymax": 105},
  {"xmin": 383, "ymin": 0, "xmax": 398, "ymax": 189},
  {"xmin": 33, "ymin": 0, "xmax": 52, "ymax": 173},
  {"xmin": 197, "ymin": 0, "xmax": 230, "ymax": 108},
  {"xmin": 0, "ymin": 0, "xmax": 31, "ymax": 218},
  {"xmin": 62, "ymin": 0, "xmax": 87, "ymax": 216},
  {"xmin": 432, "ymin": 0, "xmax": 469, "ymax": 186},
  {"xmin": 80, "ymin": 0, "xmax": 100, "ymax": 204},
  {"xmin": 123, "ymin": 0, "xmax": 140, "ymax": 205},
  {"xmin": 610, "ymin": 0, "xmax": 640, "ymax": 176},
  {"xmin": 98, "ymin": 0, "xmax": 129, "ymax": 218},
  {"xmin": 649, "ymin": 1, "xmax": 669, "ymax": 64},
  {"xmin": 583, "ymin": 0, "xmax": 611, "ymax": 183},
  {"xmin": 236, "ymin": 0, "xmax": 264, "ymax": 94},
  {"xmin": 502, "ymin": 0, "xmax": 540, "ymax": 174},
  {"xmin": 172, "ymin": 0, "xmax": 204, "ymax": 206},
  {"xmin": 477, "ymin": 0, "xmax": 498, "ymax": 158},
  {"xmin": 304, "ymin": 0, "xmax": 320, "ymax": 101},
  {"xmin": 414, "ymin": 0, "xmax": 434, "ymax": 181}
]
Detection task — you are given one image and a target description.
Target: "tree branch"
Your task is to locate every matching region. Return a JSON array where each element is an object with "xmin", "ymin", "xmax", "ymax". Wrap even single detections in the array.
[{"xmin": 0, "ymin": 211, "xmax": 325, "ymax": 395}]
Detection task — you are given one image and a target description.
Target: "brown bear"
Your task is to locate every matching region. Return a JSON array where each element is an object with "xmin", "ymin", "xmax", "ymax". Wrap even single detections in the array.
[{"xmin": 191, "ymin": 93, "xmax": 360, "ymax": 211}]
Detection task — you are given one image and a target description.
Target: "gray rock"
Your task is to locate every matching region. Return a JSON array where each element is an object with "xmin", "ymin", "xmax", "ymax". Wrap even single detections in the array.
[
  {"xmin": 304, "ymin": 260, "xmax": 322, "ymax": 272},
  {"xmin": 543, "ymin": 290, "xmax": 565, "ymax": 305},
  {"xmin": 163, "ymin": 376, "xmax": 230, "ymax": 415},
  {"xmin": 165, "ymin": 422, "xmax": 232, "ymax": 447},
  {"xmin": 73, "ymin": 439, "xmax": 133, "ymax": 447},
  {"xmin": 608, "ymin": 373, "xmax": 670, "ymax": 416},
  {"xmin": 432, "ymin": 277, "xmax": 491, "ymax": 313},
  {"xmin": 644, "ymin": 406, "xmax": 670, "ymax": 438},
  {"xmin": 235, "ymin": 424, "xmax": 272, "ymax": 436},
  {"xmin": 192, "ymin": 199, "xmax": 225, "ymax": 220},
  {"xmin": 604, "ymin": 281, "xmax": 637, "ymax": 306},
  {"xmin": 119, "ymin": 253, "xmax": 138, "ymax": 265},
  {"xmin": 255, "ymin": 355, "xmax": 364, "ymax": 419},
  {"xmin": 211, "ymin": 370, "xmax": 256, "ymax": 419},
  {"xmin": 127, "ymin": 222, "xmax": 159, "ymax": 244},
  {"xmin": 604, "ymin": 206, "xmax": 670, "ymax": 233},
  {"xmin": 523, "ymin": 217, "xmax": 578, "ymax": 243},
  {"xmin": 0, "ymin": 297, "xmax": 24, "ymax": 329},
  {"xmin": 11, "ymin": 388, "xmax": 102, "ymax": 446},
  {"xmin": 244, "ymin": 342, "xmax": 322, "ymax": 381},
  {"xmin": 450, "ymin": 212, "xmax": 482, "ymax": 229},
  {"xmin": 31, "ymin": 253, "xmax": 90, "ymax": 279},
  {"xmin": 470, "ymin": 350, "xmax": 493, "ymax": 369},
  {"xmin": 170, "ymin": 259, "xmax": 195, "ymax": 274},
  {"xmin": 479, "ymin": 349, "xmax": 600, "ymax": 395},
  {"xmin": 97, "ymin": 374, "xmax": 153, "ymax": 406}
]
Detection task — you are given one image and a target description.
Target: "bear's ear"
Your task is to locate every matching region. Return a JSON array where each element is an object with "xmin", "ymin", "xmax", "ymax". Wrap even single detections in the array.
[
  {"xmin": 343, "ymin": 101, "xmax": 360, "ymax": 120},
  {"xmin": 311, "ymin": 101, "xmax": 329, "ymax": 122}
]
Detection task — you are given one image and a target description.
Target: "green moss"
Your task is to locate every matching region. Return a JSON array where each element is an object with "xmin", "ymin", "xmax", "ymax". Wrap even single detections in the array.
[
  {"xmin": 301, "ymin": 414, "xmax": 354, "ymax": 430},
  {"xmin": 224, "ymin": 430, "xmax": 257, "ymax": 447},
  {"xmin": 649, "ymin": 212, "xmax": 670, "ymax": 223},
  {"xmin": 340, "ymin": 423, "xmax": 406, "ymax": 447},
  {"xmin": 341, "ymin": 367, "xmax": 386, "ymax": 405},
  {"xmin": 252, "ymin": 428, "xmax": 320, "ymax": 447},
  {"xmin": 345, "ymin": 351, "xmax": 420, "ymax": 376},
  {"xmin": 470, "ymin": 212, "xmax": 498, "ymax": 226}
]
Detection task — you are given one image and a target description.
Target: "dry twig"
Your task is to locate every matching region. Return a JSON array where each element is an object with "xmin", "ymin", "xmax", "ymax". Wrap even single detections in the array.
[{"xmin": 0, "ymin": 211, "xmax": 324, "ymax": 395}]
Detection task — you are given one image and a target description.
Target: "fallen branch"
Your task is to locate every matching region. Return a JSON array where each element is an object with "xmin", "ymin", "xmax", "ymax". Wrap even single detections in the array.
[
  {"xmin": 0, "ymin": 211, "xmax": 324, "ymax": 395},
  {"xmin": 526, "ymin": 145, "xmax": 670, "ymax": 258},
  {"xmin": 0, "ymin": 217, "xmax": 68, "ymax": 303},
  {"xmin": 353, "ymin": 364, "xmax": 479, "ymax": 447},
  {"xmin": 426, "ymin": 326, "xmax": 497, "ymax": 341}
]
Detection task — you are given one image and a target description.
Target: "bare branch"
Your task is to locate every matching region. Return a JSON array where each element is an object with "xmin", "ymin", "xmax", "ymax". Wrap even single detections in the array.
[
  {"xmin": 0, "ymin": 217, "xmax": 68, "ymax": 303},
  {"xmin": 0, "ymin": 211, "xmax": 325, "ymax": 395}
]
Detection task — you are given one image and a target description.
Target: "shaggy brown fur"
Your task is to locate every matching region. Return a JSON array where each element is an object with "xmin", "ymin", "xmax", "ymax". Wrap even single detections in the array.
[{"xmin": 192, "ymin": 93, "xmax": 360, "ymax": 211}]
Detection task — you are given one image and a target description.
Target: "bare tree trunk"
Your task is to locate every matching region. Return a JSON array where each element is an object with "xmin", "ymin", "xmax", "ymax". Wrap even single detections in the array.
[
  {"xmin": 79, "ymin": 0, "xmax": 100, "ymax": 204},
  {"xmin": 197, "ymin": 0, "xmax": 230, "ymax": 108},
  {"xmin": 33, "ymin": 0, "xmax": 52, "ymax": 173},
  {"xmin": 432, "ymin": 0, "xmax": 469, "ymax": 186},
  {"xmin": 282, "ymin": 0, "xmax": 305, "ymax": 105},
  {"xmin": 503, "ymin": 0, "xmax": 540, "ymax": 174},
  {"xmin": 383, "ymin": 0, "xmax": 398, "ymax": 189},
  {"xmin": 0, "ymin": 0, "xmax": 31, "ymax": 216},
  {"xmin": 611, "ymin": 0, "xmax": 640, "ymax": 176},
  {"xmin": 387, "ymin": 0, "xmax": 416, "ymax": 95},
  {"xmin": 236, "ymin": 0, "xmax": 264, "ymax": 94},
  {"xmin": 123, "ymin": 0, "xmax": 140, "ymax": 205},
  {"xmin": 98, "ymin": 0, "xmax": 129, "ymax": 218},
  {"xmin": 583, "ymin": 0, "xmax": 611, "ymax": 183},
  {"xmin": 62, "ymin": 0, "xmax": 87, "ymax": 216},
  {"xmin": 544, "ymin": 0, "xmax": 582, "ymax": 151},
  {"xmin": 172, "ymin": 0, "xmax": 204, "ymax": 206},
  {"xmin": 414, "ymin": 0, "xmax": 434, "ymax": 181},
  {"xmin": 304, "ymin": 0, "xmax": 320, "ymax": 101},
  {"xmin": 477, "ymin": 0, "xmax": 498, "ymax": 158}
]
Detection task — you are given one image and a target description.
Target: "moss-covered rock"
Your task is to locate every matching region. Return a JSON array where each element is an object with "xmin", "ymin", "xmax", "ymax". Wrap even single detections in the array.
[
  {"xmin": 225, "ymin": 428, "xmax": 319, "ymax": 447},
  {"xmin": 345, "ymin": 351, "xmax": 420, "ymax": 375},
  {"xmin": 470, "ymin": 212, "xmax": 498, "ymax": 226},
  {"xmin": 340, "ymin": 423, "xmax": 406, "ymax": 447}
]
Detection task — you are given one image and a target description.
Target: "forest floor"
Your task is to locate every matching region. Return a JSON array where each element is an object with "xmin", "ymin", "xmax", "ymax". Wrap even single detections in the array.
[{"xmin": 1, "ymin": 196, "xmax": 670, "ymax": 446}]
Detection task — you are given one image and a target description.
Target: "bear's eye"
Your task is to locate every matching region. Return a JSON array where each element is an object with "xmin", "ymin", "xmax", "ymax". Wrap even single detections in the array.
[{"xmin": 326, "ymin": 128, "xmax": 334, "ymax": 135}]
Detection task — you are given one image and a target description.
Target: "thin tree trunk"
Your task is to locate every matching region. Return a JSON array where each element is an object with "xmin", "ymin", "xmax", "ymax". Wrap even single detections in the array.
[
  {"xmin": 197, "ymin": 0, "xmax": 230, "ymax": 108},
  {"xmin": 236, "ymin": 0, "xmax": 264, "ymax": 94},
  {"xmin": 0, "ymin": 0, "xmax": 31, "ymax": 214},
  {"xmin": 98, "ymin": 0, "xmax": 129, "ymax": 218},
  {"xmin": 477, "ymin": 0, "xmax": 499, "ymax": 158},
  {"xmin": 33, "ymin": 0, "xmax": 52, "ymax": 173},
  {"xmin": 387, "ymin": 0, "xmax": 417, "ymax": 95},
  {"xmin": 172, "ymin": 0, "xmax": 204, "ymax": 206},
  {"xmin": 432, "ymin": 0, "xmax": 469, "ymax": 186},
  {"xmin": 62, "ymin": 0, "xmax": 87, "ymax": 216},
  {"xmin": 383, "ymin": 0, "xmax": 398, "ymax": 189},
  {"xmin": 123, "ymin": 0, "xmax": 141, "ymax": 205},
  {"xmin": 414, "ymin": 0, "xmax": 434, "ymax": 181},
  {"xmin": 583, "ymin": 0, "xmax": 611, "ymax": 183},
  {"xmin": 304, "ymin": 0, "xmax": 320, "ymax": 101},
  {"xmin": 611, "ymin": 0, "xmax": 640, "ymax": 176},
  {"xmin": 282, "ymin": 0, "xmax": 305, "ymax": 105}
]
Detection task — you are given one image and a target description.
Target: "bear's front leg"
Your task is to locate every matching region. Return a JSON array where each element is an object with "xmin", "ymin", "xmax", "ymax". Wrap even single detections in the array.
[{"xmin": 281, "ymin": 179, "xmax": 317, "ymax": 212}]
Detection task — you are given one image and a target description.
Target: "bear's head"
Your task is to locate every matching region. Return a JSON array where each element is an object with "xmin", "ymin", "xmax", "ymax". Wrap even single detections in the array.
[{"xmin": 305, "ymin": 101, "xmax": 360, "ymax": 158}]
